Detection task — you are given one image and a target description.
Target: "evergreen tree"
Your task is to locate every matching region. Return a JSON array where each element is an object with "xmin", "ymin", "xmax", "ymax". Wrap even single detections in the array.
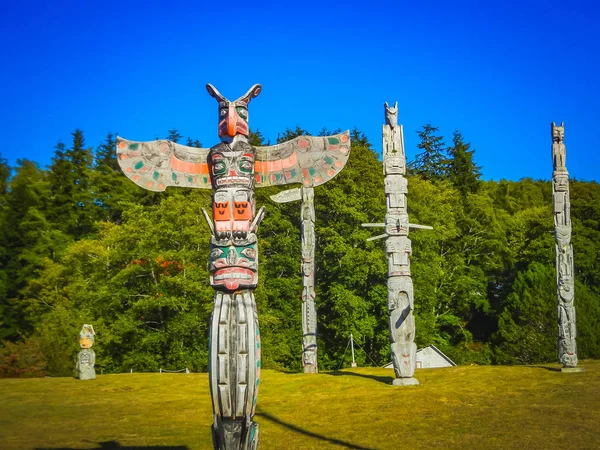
[
  {"xmin": 0, "ymin": 159, "xmax": 69, "ymax": 339},
  {"xmin": 94, "ymin": 132, "xmax": 119, "ymax": 173},
  {"xmin": 248, "ymin": 129, "xmax": 266, "ymax": 146},
  {"xmin": 47, "ymin": 141, "xmax": 73, "ymax": 229},
  {"xmin": 277, "ymin": 126, "xmax": 309, "ymax": 144},
  {"xmin": 317, "ymin": 127, "xmax": 342, "ymax": 137},
  {"xmin": 185, "ymin": 137, "xmax": 202, "ymax": 148},
  {"xmin": 2, "ymin": 125, "xmax": 600, "ymax": 375},
  {"xmin": 492, "ymin": 262, "xmax": 557, "ymax": 364},
  {"xmin": 47, "ymin": 131, "xmax": 98, "ymax": 237},
  {"xmin": 447, "ymin": 130, "xmax": 482, "ymax": 196},
  {"xmin": 408, "ymin": 124, "xmax": 449, "ymax": 181},
  {"xmin": 167, "ymin": 129, "xmax": 182, "ymax": 143},
  {"xmin": 0, "ymin": 154, "xmax": 9, "ymax": 198},
  {"xmin": 0, "ymin": 155, "xmax": 12, "ymax": 338}
]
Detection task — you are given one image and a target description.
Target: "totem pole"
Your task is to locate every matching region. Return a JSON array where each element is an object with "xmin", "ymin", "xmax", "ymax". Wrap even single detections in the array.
[
  {"xmin": 116, "ymin": 84, "xmax": 350, "ymax": 449},
  {"xmin": 551, "ymin": 122, "xmax": 581, "ymax": 372},
  {"xmin": 76, "ymin": 324, "xmax": 96, "ymax": 380},
  {"xmin": 362, "ymin": 102, "xmax": 431, "ymax": 386},
  {"xmin": 270, "ymin": 186, "xmax": 318, "ymax": 373}
]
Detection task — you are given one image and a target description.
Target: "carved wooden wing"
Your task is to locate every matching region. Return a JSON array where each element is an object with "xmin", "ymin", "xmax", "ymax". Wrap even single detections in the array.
[
  {"xmin": 116, "ymin": 137, "xmax": 212, "ymax": 191},
  {"xmin": 254, "ymin": 131, "xmax": 351, "ymax": 187}
]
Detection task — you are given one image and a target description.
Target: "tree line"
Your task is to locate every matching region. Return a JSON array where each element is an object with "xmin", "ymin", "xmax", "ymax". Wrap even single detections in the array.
[{"xmin": 0, "ymin": 125, "xmax": 598, "ymax": 377}]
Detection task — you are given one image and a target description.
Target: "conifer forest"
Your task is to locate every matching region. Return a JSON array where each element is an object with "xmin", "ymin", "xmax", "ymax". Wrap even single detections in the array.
[{"xmin": 1, "ymin": 126, "xmax": 599, "ymax": 377}]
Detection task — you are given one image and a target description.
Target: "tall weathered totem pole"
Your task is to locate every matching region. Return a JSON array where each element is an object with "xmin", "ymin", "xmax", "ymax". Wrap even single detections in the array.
[
  {"xmin": 116, "ymin": 84, "xmax": 350, "ymax": 449},
  {"xmin": 363, "ymin": 102, "xmax": 431, "ymax": 386},
  {"xmin": 270, "ymin": 186, "xmax": 318, "ymax": 373},
  {"xmin": 551, "ymin": 122, "xmax": 580, "ymax": 371},
  {"xmin": 76, "ymin": 324, "xmax": 96, "ymax": 380}
]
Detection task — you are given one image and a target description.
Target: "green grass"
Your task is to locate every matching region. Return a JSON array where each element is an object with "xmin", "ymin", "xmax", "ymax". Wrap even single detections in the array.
[{"xmin": 1, "ymin": 361, "xmax": 599, "ymax": 449}]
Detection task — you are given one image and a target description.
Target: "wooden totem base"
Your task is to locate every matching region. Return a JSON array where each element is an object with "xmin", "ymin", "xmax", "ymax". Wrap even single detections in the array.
[
  {"xmin": 392, "ymin": 377, "xmax": 419, "ymax": 386},
  {"xmin": 561, "ymin": 367, "xmax": 584, "ymax": 373}
]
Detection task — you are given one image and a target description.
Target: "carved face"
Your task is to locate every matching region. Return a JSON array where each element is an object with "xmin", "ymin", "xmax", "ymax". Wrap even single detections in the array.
[
  {"xmin": 218, "ymin": 101, "xmax": 250, "ymax": 138},
  {"xmin": 384, "ymin": 157, "xmax": 405, "ymax": 175},
  {"xmin": 554, "ymin": 174, "xmax": 569, "ymax": 192},
  {"xmin": 555, "ymin": 225, "xmax": 571, "ymax": 246},
  {"xmin": 209, "ymin": 150, "xmax": 255, "ymax": 188},
  {"xmin": 79, "ymin": 336, "xmax": 94, "ymax": 348},
  {"xmin": 384, "ymin": 102, "xmax": 398, "ymax": 128},
  {"xmin": 206, "ymin": 83, "xmax": 261, "ymax": 139},
  {"xmin": 552, "ymin": 124, "xmax": 565, "ymax": 143},
  {"xmin": 209, "ymin": 239, "xmax": 258, "ymax": 290},
  {"xmin": 79, "ymin": 324, "xmax": 95, "ymax": 348},
  {"xmin": 385, "ymin": 214, "xmax": 409, "ymax": 236}
]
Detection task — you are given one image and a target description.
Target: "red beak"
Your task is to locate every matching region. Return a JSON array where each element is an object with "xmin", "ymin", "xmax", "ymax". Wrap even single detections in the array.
[{"xmin": 227, "ymin": 105, "xmax": 236, "ymax": 137}]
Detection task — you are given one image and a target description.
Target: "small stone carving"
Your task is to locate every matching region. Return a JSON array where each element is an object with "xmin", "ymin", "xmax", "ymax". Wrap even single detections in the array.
[
  {"xmin": 77, "ymin": 324, "xmax": 96, "ymax": 380},
  {"xmin": 551, "ymin": 122, "xmax": 579, "ymax": 370}
]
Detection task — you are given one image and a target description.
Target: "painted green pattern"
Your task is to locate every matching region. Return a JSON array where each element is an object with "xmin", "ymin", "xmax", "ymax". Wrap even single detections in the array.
[
  {"xmin": 324, "ymin": 156, "xmax": 333, "ymax": 165},
  {"xmin": 309, "ymin": 167, "xmax": 316, "ymax": 176},
  {"xmin": 327, "ymin": 137, "xmax": 340, "ymax": 145},
  {"xmin": 128, "ymin": 143, "xmax": 139, "ymax": 150},
  {"xmin": 153, "ymin": 171, "xmax": 160, "ymax": 180},
  {"xmin": 134, "ymin": 161, "xmax": 144, "ymax": 170},
  {"xmin": 172, "ymin": 172, "xmax": 178, "ymax": 182}
]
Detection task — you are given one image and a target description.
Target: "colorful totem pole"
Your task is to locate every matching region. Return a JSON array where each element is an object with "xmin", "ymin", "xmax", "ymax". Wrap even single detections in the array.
[
  {"xmin": 363, "ymin": 102, "xmax": 431, "ymax": 386},
  {"xmin": 270, "ymin": 186, "xmax": 318, "ymax": 373},
  {"xmin": 116, "ymin": 84, "xmax": 350, "ymax": 449},
  {"xmin": 551, "ymin": 122, "xmax": 581, "ymax": 372},
  {"xmin": 76, "ymin": 324, "xmax": 96, "ymax": 380}
]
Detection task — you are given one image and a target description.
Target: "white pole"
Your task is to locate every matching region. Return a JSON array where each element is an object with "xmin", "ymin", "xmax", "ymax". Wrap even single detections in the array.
[{"xmin": 351, "ymin": 333, "xmax": 357, "ymax": 367}]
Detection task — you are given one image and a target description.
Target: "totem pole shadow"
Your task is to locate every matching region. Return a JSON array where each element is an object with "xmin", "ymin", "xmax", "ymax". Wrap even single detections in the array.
[
  {"xmin": 35, "ymin": 441, "xmax": 189, "ymax": 450},
  {"xmin": 326, "ymin": 370, "xmax": 395, "ymax": 385},
  {"xmin": 521, "ymin": 365, "xmax": 562, "ymax": 372},
  {"xmin": 256, "ymin": 410, "xmax": 377, "ymax": 450}
]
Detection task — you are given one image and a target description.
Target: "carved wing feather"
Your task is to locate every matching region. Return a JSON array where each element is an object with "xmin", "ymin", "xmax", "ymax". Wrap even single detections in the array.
[
  {"xmin": 254, "ymin": 131, "xmax": 351, "ymax": 187},
  {"xmin": 116, "ymin": 137, "xmax": 212, "ymax": 191}
]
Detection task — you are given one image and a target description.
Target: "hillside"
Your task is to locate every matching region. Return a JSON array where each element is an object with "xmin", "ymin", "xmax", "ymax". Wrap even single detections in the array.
[{"xmin": 1, "ymin": 361, "xmax": 598, "ymax": 449}]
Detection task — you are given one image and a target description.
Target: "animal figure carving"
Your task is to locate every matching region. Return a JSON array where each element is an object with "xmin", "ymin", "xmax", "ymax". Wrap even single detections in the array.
[
  {"xmin": 117, "ymin": 83, "xmax": 350, "ymax": 449},
  {"xmin": 362, "ymin": 102, "xmax": 432, "ymax": 386},
  {"xmin": 551, "ymin": 122, "xmax": 578, "ymax": 369}
]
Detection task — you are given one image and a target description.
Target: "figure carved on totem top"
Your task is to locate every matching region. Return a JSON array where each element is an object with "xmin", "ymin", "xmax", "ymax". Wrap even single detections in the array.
[
  {"xmin": 363, "ymin": 102, "xmax": 432, "ymax": 386},
  {"xmin": 551, "ymin": 121, "xmax": 579, "ymax": 370},
  {"xmin": 384, "ymin": 102, "xmax": 398, "ymax": 129},
  {"xmin": 116, "ymin": 83, "xmax": 351, "ymax": 448},
  {"xmin": 552, "ymin": 122, "xmax": 566, "ymax": 171},
  {"xmin": 77, "ymin": 324, "xmax": 96, "ymax": 380}
]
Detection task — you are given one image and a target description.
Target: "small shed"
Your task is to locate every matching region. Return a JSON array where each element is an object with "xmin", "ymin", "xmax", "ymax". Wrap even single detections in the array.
[{"xmin": 384, "ymin": 345, "xmax": 456, "ymax": 369}]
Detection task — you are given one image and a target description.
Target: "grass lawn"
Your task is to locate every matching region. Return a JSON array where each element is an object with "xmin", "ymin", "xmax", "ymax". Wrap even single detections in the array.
[{"xmin": 0, "ymin": 360, "xmax": 598, "ymax": 449}]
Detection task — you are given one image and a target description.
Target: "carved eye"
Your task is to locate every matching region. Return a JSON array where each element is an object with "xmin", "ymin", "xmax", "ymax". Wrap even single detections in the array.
[
  {"xmin": 211, "ymin": 248, "xmax": 224, "ymax": 259},
  {"xmin": 220, "ymin": 109, "xmax": 228, "ymax": 117},
  {"xmin": 240, "ymin": 248, "xmax": 256, "ymax": 259},
  {"xmin": 213, "ymin": 162, "xmax": 226, "ymax": 175},
  {"xmin": 236, "ymin": 106, "xmax": 247, "ymax": 119},
  {"xmin": 239, "ymin": 160, "xmax": 253, "ymax": 173}
]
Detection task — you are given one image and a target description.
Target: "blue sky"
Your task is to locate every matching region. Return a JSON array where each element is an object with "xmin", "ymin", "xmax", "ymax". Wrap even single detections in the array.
[{"xmin": 1, "ymin": 0, "xmax": 598, "ymax": 181}]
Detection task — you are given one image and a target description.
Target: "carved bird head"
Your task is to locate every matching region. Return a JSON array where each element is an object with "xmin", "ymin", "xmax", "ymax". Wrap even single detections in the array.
[{"xmin": 206, "ymin": 84, "xmax": 262, "ymax": 139}]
